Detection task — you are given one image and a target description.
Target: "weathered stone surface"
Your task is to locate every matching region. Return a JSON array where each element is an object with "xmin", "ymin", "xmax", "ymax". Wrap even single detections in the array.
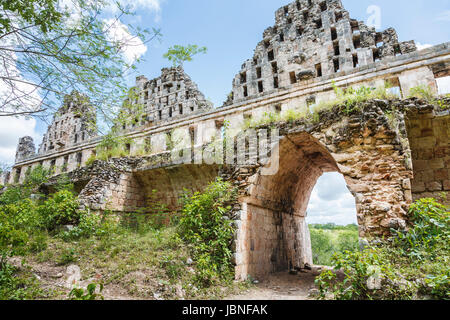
[
  {"xmin": 6, "ymin": 0, "xmax": 450, "ymax": 282},
  {"xmin": 15, "ymin": 136, "xmax": 35, "ymax": 162}
]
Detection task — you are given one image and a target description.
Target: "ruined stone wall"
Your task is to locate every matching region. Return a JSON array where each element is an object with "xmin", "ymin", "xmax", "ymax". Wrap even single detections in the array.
[
  {"xmin": 229, "ymin": 0, "xmax": 416, "ymax": 105},
  {"xmin": 124, "ymin": 66, "xmax": 213, "ymax": 132},
  {"xmin": 10, "ymin": 42, "xmax": 450, "ymax": 186},
  {"xmin": 38, "ymin": 91, "xmax": 96, "ymax": 155},
  {"xmin": 230, "ymin": 100, "xmax": 415, "ymax": 280},
  {"xmin": 15, "ymin": 136, "xmax": 35, "ymax": 163},
  {"xmin": 407, "ymin": 99, "xmax": 450, "ymax": 206}
]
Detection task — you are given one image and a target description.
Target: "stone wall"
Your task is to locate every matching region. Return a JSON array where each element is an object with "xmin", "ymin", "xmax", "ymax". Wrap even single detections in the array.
[
  {"xmin": 229, "ymin": 100, "xmax": 416, "ymax": 280},
  {"xmin": 15, "ymin": 136, "xmax": 36, "ymax": 162},
  {"xmin": 38, "ymin": 91, "xmax": 96, "ymax": 156},
  {"xmin": 407, "ymin": 98, "xmax": 450, "ymax": 206},
  {"xmin": 229, "ymin": 0, "xmax": 416, "ymax": 105}
]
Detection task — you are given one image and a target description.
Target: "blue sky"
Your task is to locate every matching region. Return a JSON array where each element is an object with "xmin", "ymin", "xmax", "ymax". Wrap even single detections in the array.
[
  {"xmin": 2, "ymin": 0, "xmax": 449, "ymax": 224},
  {"xmin": 131, "ymin": 0, "xmax": 450, "ymax": 108}
]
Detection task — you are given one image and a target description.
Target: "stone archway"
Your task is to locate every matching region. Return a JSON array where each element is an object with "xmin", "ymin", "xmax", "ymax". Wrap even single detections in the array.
[{"xmin": 232, "ymin": 107, "xmax": 414, "ymax": 281}]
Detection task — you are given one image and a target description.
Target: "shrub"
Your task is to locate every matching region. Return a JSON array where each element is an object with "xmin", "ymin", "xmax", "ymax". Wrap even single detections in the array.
[
  {"xmin": 0, "ymin": 165, "xmax": 50, "ymax": 205},
  {"xmin": 0, "ymin": 258, "xmax": 43, "ymax": 300},
  {"xmin": 315, "ymin": 198, "xmax": 449, "ymax": 300},
  {"xmin": 310, "ymin": 229, "xmax": 334, "ymax": 265},
  {"xmin": 408, "ymin": 85, "xmax": 436, "ymax": 101},
  {"xmin": 38, "ymin": 190, "xmax": 80, "ymax": 231},
  {"xmin": 60, "ymin": 211, "xmax": 120, "ymax": 241},
  {"xmin": 178, "ymin": 179, "xmax": 236, "ymax": 287},
  {"xmin": 69, "ymin": 283, "xmax": 104, "ymax": 300}
]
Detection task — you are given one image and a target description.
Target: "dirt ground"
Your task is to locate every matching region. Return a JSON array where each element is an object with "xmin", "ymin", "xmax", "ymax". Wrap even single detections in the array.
[
  {"xmin": 226, "ymin": 270, "xmax": 321, "ymax": 300},
  {"xmin": 10, "ymin": 255, "xmax": 324, "ymax": 300}
]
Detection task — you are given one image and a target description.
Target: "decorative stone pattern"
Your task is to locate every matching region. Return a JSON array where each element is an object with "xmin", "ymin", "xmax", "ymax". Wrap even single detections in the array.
[
  {"xmin": 4, "ymin": 0, "xmax": 449, "ymax": 282},
  {"xmin": 126, "ymin": 66, "xmax": 213, "ymax": 130},
  {"xmin": 229, "ymin": 0, "xmax": 416, "ymax": 105},
  {"xmin": 38, "ymin": 91, "xmax": 96, "ymax": 155},
  {"xmin": 15, "ymin": 136, "xmax": 35, "ymax": 162}
]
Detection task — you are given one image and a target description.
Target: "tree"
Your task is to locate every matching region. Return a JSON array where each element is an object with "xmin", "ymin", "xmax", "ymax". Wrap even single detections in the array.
[
  {"xmin": 0, "ymin": 0, "xmax": 63, "ymax": 34},
  {"xmin": 163, "ymin": 44, "xmax": 207, "ymax": 67},
  {"xmin": 0, "ymin": 162, "xmax": 10, "ymax": 174},
  {"xmin": 0, "ymin": 0, "xmax": 160, "ymax": 130}
]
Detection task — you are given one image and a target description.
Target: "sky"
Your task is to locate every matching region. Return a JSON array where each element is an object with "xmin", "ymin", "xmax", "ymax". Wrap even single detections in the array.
[{"xmin": 1, "ymin": 0, "xmax": 450, "ymax": 224}]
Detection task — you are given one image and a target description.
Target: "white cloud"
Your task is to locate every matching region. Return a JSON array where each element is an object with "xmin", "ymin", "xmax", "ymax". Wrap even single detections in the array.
[
  {"xmin": 103, "ymin": 19, "xmax": 148, "ymax": 64},
  {"xmin": 106, "ymin": 0, "xmax": 164, "ymax": 22},
  {"xmin": 416, "ymin": 43, "xmax": 433, "ymax": 51},
  {"xmin": 0, "ymin": 38, "xmax": 43, "ymax": 166},
  {"xmin": 0, "ymin": 116, "xmax": 41, "ymax": 165},
  {"xmin": 436, "ymin": 10, "xmax": 450, "ymax": 22},
  {"xmin": 306, "ymin": 172, "xmax": 357, "ymax": 226}
]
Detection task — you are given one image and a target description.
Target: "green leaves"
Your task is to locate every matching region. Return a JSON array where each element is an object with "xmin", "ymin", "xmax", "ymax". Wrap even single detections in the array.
[
  {"xmin": 315, "ymin": 198, "xmax": 449, "ymax": 300},
  {"xmin": 39, "ymin": 190, "xmax": 80, "ymax": 231},
  {"xmin": 163, "ymin": 44, "xmax": 207, "ymax": 67},
  {"xmin": 69, "ymin": 282, "xmax": 104, "ymax": 300},
  {"xmin": 0, "ymin": 0, "xmax": 63, "ymax": 34},
  {"xmin": 1, "ymin": 0, "xmax": 159, "ymax": 127},
  {"xmin": 393, "ymin": 198, "xmax": 449, "ymax": 254},
  {"xmin": 177, "ymin": 179, "xmax": 236, "ymax": 287}
]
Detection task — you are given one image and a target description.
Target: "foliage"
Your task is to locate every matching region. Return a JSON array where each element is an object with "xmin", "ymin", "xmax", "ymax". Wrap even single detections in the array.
[
  {"xmin": 163, "ymin": 44, "xmax": 208, "ymax": 67},
  {"xmin": 408, "ymin": 85, "xmax": 436, "ymax": 102},
  {"xmin": 38, "ymin": 190, "xmax": 80, "ymax": 231},
  {"xmin": 392, "ymin": 198, "xmax": 449, "ymax": 257},
  {"xmin": 0, "ymin": 165, "xmax": 50, "ymax": 205},
  {"xmin": 57, "ymin": 247, "xmax": 78, "ymax": 265},
  {"xmin": 315, "ymin": 199, "xmax": 449, "ymax": 300},
  {"xmin": 243, "ymin": 83, "xmax": 397, "ymax": 129},
  {"xmin": 0, "ymin": 255, "xmax": 44, "ymax": 300},
  {"xmin": 0, "ymin": 0, "xmax": 159, "ymax": 127},
  {"xmin": 69, "ymin": 283, "xmax": 104, "ymax": 300},
  {"xmin": 178, "ymin": 179, "xmax": 236, "ymax": 287},
  {"xmin": 313, "ymin": 82, "xmax": 397, "ymax": 116},
  {"xmin": 309, "ymin": 224, "xmax": 359, "ymax": 266},
  {"xmin": 0, "ymin": 0, "xmax": 62, "ymax": 34}
]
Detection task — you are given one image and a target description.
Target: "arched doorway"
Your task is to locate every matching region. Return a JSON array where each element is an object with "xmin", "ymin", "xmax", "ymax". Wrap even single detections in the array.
[
  {"xmin": 306, "ymin": 172, "xmax": 359, "ymax": 266},
  {"xmin": 235, "ymin": 132, "xmax": 346, "ymax": 280}
]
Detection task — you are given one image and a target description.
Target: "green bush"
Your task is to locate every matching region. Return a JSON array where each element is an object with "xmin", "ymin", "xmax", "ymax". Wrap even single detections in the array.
[
  {"xmin": 315, "ymin": 198, "xmax": 449, "ymax": 300},
  {"xmin": 309, "ymin": 224, "xmax": 359, "ymax": 265},
  {"xmin": 0, "ymin": 258, "xmax": 43, "ymax": 300},
  {"xmin": 38, "ymin": 190, "xmax": 80, "ymax": 231},
  {"xmin": 178, "ymin": 179, "xmax": 236, "ymax": 287},
  {"xmin": 393, "ymin": 198, "xmax": 449, "ymax": 255},
  {"xmin": 0, "ymin": 165, "xmax": 50, "ymax": 205},
  {"xmin": 408, "ymin": 85, "xmax": 436, "ymax": 101}
]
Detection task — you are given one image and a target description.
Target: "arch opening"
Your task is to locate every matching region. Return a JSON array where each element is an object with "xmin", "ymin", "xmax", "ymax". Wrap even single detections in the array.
[
  {"xmin": 236, "ymin": 132, "xmax": 359, "ymax": 280},
  {"xmin": 306, "ymin": 172, "xmax": 359, "ymax": 267}
]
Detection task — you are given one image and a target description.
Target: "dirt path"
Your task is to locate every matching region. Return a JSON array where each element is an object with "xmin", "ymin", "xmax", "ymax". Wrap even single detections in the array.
[
  {"xmin": 10, "ymin": 255, "xmax": 323, "ymax": 300},
  {"xmin": 226, "ymin": 270, "xmax": 320, "ymax": 300}
]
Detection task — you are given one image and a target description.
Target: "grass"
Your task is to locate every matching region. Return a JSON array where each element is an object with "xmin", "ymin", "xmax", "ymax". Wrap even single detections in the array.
[
  {"xmin": 22, "ymin": 226, "xmax": 250, "ymax": 300},
  {"xmin": 243, "ymin": 82, "xmax": 399, "ymax": 129},
  {"xmin": 243, "ymin": 83, "xmax": 449, "ymax": 131}
]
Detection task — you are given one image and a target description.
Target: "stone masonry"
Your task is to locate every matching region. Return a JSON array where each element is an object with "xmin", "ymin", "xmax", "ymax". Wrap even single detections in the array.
[
  {"xmin": 5, "ymin": 0, "xmax": 450, "ymax": 281},
  {"xmin": 228, "ymin": 0, "xmax": 416, "ymax": 105}
]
